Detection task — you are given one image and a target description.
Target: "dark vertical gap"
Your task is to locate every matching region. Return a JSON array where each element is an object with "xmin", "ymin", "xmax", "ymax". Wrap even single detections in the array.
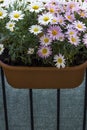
[
  {"xmin": 1, "ymin": 68, "xmax": 9, "ymax": 130},
  {"xmin": 83, "ymin": 69, "xmax": 87, "ymax": 130},
  {"xmin": 57, "ymin": 89, "xmax": 60, "ymax": 130},
  {"xmin": 29, "ymin": 89, "xmax": 34, "ymax": 130}
]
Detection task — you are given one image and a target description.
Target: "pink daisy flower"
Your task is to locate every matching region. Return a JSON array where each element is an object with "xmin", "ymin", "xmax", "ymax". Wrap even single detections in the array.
[
  {"xmin": 46, "ymin": 0, "xmax": 58, "ymax": 7},
  {"xmin": 46, "ymin": 5, "xmax": 58, "ymax": 14},
  {"xmin": 57, "ymin": 15, "xmax": 65, "ymax": 26},
  {"xmin": 66, "ymin": 1, "xmax": 79, "ymax": 12},
  {"xmin": 56, "ymin": 5, "xmax": 63, "ymax": 13},
  {"xmin": 37, "ymin": 46, "xmax": 52, "ymax": 59},
  {"xmin": 78, "ymin": 10, "xmax": 87, "ymax": 18},
  {"xmin": 47, "ymin": 25, "xmax": 62, "ymax": 40},
  {"xmin": 66, "ymin": 28, "xmax": 78, "ymax": 37},
  {"xmin": 65, "ymin": 12, "xmax": 75, "ymax": 22}
]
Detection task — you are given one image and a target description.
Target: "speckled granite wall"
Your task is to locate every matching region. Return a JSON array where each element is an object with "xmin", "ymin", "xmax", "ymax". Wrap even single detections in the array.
[{"xmin": 0, "ymin": 72, "xmax": 87, "ymax": 130}]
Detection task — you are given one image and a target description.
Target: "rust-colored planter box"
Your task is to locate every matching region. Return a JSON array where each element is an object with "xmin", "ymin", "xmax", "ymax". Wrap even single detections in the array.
[{"xmin": 0, "ymin": 60, "xmax": 87, "ymax": 89}]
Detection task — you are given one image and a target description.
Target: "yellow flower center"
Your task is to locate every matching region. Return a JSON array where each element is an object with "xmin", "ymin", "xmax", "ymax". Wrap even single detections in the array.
[
  {"xmin": 52, "ymin": 30, "xmax": 58, "ymax": 35},
  {"xmin": 57, "ymin": 58, "xmax": 62, "ymax": 64},
  {"xmin": 71, "ymin": 37, "xmax": 76, "ymax": 42},
  {"xmin": 9, "ymin": 24, "xmax": 13, "ymax": 27},
  {"xmin": 32, "ymin": 5, "xmax": 39, "ymax": 10},
  {"xmin": 59, "ymin": 19, "xmax": 63, "ymax": 23},
  {"xmin": 44, "ymin": 38, "xmax": 49, "ymax": 43},
  {"xmin": 69, "ymin": 31, "xmax": 74, "ymax": 35},
  {"xmin": 14, "ymin": 13, "xmax": 20, "ymax": 18},
  {"xmin": 80, "ymin": 12, "xmax": 85, "ymax": 17},
  {"xmin": 77, "ymin": 24, "xmax": 83, "ymax": 29},
  {"xmin": 49, "ymin": 8, "xmax": 54, "ymax": 13},
  {"xmin": 0, "ymin": 11, "xmax": 3, "ymax": 16},
  {"xmin": 42, "ymin": 48, "xmax": 47, "ymax": 54},
  {"xmin": 34, "ymin": 28, "xmax": 39, "ymax": 32},
  {"xmin": 70, "ymin": 4, "xmax": 75, "ymax": 9},
  {"xmin": 43, "ymin": 16, "xmax": 49, "ymax": 22},
  {"xmin": 52, "ymin": 19, "xmax": 57, "ymax": 23},
  {"xmin": 67, "ymin": 15, "xmax": 72, "ymax": 20}
]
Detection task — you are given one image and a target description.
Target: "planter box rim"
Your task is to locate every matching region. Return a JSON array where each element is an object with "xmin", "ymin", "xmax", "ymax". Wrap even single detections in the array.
[
  {"xmin": 0, "ymin": 60, "xmax": 87, "ymax": 88},
  {"xmin": 0, "ymin": 60, "xmax": 87, "ymax": 71}
]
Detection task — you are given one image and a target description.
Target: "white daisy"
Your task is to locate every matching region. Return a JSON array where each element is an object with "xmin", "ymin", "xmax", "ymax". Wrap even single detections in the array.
[
  {"xmin": 0, "ymin": 8, "xmax": 7, "ymax": 19},
  {"xmin": 38, "ymin": 13, "xmax": 53, "ymax": 25},
  {"xmin": 9, "ymin": 10, "xmax": 24, "ymax": 21},
  {"xmin": 79, "ymin": 1, "xmax": 87, "ymax": 11},
  {"xmin": 51, "ymin": 17, "xmax": 58, "ymax": 24},
  {"xmin": 29, "ymin": 25, "xmax": 43, "ymax": 35},
  {"xmin": 54, "ymin": 54, "xmax": 66, "ymax": 68},
  {"xmin": 6, "ymin": 21, "xmax": 15, "ymax": 32},
  {"xmin": 0, "ymin": 0, "xmax": 14, "ymax": 7},
  {"xmin": 73, "ymin": 21, "xmax": 86, "ymax": 32},
  {"xmin": 28, "ymin": 2, "xmax": 44, "ymax": 13},
  {"xmin": 0, "ymin": 44, "xmax": 4, "ymax": 55},
  {"xmin": 40, "ymin": 34, "xmax": 52, "ymax": 46},
  {"xmin": 14, "ymin": 0, "xmax": 27, "ymax": 9},
  {"xmin": 69, "ymin": 35, "xmax": 80, "ymax": 46},
  {"xmin": 27, "ymin": 48, "xmax": 34, "ymax": 54}
]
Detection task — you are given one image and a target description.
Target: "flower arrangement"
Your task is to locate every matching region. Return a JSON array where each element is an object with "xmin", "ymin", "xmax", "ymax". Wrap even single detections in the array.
[{"xmin": 0, "ymin": 0, "xmax": 87, "ymax": 68}]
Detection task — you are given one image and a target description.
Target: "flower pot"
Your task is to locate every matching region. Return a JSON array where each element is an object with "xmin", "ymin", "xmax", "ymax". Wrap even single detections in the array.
[{"xmin": 0, "ymin": 60, "xmax": 87, "ymax": 89}]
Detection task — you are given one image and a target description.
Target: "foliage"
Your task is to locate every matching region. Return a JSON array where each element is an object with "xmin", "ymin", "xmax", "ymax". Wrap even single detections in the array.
[{"xmin": 0, "ymin": 0, "xmax": 87, "ymax": 68}]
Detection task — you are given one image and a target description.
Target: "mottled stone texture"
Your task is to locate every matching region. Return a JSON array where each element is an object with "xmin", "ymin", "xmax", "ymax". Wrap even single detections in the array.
[{"xmin": 0, "ymin": 70, "xmax": 87, "ymax": 130}]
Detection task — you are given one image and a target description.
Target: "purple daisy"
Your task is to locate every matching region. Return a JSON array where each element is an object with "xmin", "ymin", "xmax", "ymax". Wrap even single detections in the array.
[
  {"xmin": 37, "ymin": 46, "xmax": 52, "ymax": 59},
  {"xmin": 66, "ymin": 1, "xmax": 79, "ymax": 12},
  {"xmin": 65, "ymin": 12, "xmax": 75, "ymax": 22},
  {"xmin": 47, "ymin": 25, "xmax": 62, "ymax": 40},
  {"xmin": 57, "ymin": 15, "xmax": 65, "ymax": 26}
]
